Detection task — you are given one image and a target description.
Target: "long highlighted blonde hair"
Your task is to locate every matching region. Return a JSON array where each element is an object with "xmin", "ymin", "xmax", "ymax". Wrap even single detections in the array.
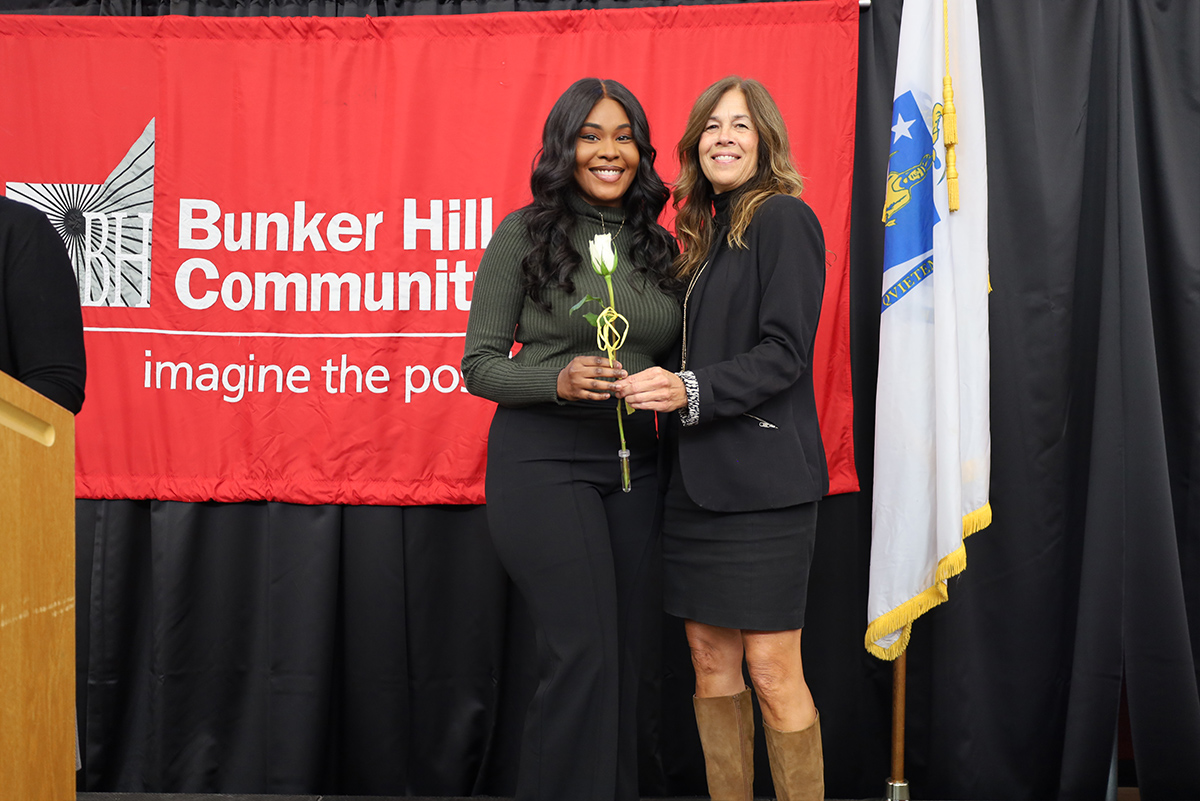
[{"xmin": 673, "ymin": 77, "xmax": 805, "ymax": 279}]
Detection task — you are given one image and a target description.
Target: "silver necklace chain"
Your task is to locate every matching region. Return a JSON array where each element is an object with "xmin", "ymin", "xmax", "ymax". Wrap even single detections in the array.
[
  {"xmin": 680, "ymin": 259, "xmax": 709, "ymax": 371},
  {"xmin": 596, "ymin": 212, "xmax": 625, "ymax": 242}
]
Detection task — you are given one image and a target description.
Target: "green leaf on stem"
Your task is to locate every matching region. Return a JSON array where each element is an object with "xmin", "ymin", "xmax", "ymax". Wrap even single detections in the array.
[{"xmin": 569, "ymin": 294, "xmax": 604, "ymax": 316}]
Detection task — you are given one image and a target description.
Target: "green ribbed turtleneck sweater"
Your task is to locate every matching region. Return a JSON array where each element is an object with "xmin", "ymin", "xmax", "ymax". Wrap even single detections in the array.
[{"xmin": 462, "ymin": 194, "xmax": 682, "ymax": 407}]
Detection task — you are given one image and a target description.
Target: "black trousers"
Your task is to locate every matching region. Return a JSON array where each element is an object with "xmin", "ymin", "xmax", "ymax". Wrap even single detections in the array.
[{"xmin": 485, "ymin": 401, "xmax": 660, "ymax": 801}]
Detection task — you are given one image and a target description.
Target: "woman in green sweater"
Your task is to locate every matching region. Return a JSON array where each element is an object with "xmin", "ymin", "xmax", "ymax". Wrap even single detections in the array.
[{"xmin": 461, "ymin": 78, "xmax": 680, "ymax": 801}]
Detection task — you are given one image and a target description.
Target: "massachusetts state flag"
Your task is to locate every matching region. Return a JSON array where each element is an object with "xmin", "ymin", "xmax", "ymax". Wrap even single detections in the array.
[{"xmin": 866, "ymin": 0, "xmax": 990, "ymax": 659}]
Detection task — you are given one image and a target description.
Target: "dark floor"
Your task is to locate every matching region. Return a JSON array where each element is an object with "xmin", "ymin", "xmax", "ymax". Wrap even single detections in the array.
[
  {"xmin": 76, "ymin": 796, "xmax": 811, "ymax": 801},
  {"xmin": 78, "ymin": 796, "xmax": 512, "ymax": 801},
  {"xmin": 76, "ymin": 795, "xmax": 870, "ymax": 801},
  {"xmin": 78, "ymin": 797, "xmax": 512, "ymax": 801},
  {"xmin": 76, "ymin": 795, "xmax": 729, "ymax": 801},
  {"xmin": 75, "ymin": 790, "xmax": 1140, "ymax": 801},
  {"xmin": 78, "ymin": 796, "xmax": 688, "ymax": 801}
]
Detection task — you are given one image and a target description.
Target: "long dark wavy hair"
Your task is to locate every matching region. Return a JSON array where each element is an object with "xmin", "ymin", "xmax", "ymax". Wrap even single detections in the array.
[{"xmin": 521, "ymin": 78, "xmax": 678, "ymax": 309}]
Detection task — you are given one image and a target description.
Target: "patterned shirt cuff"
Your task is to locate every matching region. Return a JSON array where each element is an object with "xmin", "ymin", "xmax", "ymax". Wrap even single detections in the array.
[{"xmin": 676, "ymin": 370, "xmax": 700, "ymax": 427}]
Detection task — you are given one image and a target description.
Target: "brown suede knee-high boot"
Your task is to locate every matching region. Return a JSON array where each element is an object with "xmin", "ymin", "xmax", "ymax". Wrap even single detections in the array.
[
  {"xmin": 693, "ymin": 687, "xmax": 755, "ymax": 801},
  {"xmin": 764, "ymin": 713, "xmax": 824, "ymax": 801}
]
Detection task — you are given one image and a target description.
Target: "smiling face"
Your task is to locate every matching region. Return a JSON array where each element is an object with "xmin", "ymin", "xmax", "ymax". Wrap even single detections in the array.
[
  {"xmin": 573, "ymin": 97, "xmax": 640, "ymax": 207},
  {"xmin": 699, "ymin": 89, "xmax": 760, "ymax": 194}
]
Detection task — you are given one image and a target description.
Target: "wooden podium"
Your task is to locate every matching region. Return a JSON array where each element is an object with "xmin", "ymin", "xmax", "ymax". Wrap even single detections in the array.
[{"xmin": 0, "ymin": 371, "xmax": 75, "ymax": 800}]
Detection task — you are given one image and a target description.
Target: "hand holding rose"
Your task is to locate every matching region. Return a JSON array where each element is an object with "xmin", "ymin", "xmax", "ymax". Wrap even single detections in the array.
[{"xmin": 611, "ymin": 366, "xmax": 687, "ymax": 413}]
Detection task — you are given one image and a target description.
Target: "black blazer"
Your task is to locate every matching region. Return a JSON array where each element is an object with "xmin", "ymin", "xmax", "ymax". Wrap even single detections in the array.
[{"xmin": 672, "ymin": 193, "xmax": 829, "ymax": 512}]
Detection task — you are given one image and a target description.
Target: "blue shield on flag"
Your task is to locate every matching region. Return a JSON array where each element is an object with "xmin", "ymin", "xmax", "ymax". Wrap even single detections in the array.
[{"xmin": 882, "ymin": 90, "xmax": 939, "ymax": 287}]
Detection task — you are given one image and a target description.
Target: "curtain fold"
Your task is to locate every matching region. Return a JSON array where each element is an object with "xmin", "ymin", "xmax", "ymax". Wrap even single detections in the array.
[
  {"xmin": 14, "ymin": 0, "xmax": 1199, "ymax": 797},
  {"xmin": 937, "ymin": 1, "xmax": 1200, "ymax": 798}
]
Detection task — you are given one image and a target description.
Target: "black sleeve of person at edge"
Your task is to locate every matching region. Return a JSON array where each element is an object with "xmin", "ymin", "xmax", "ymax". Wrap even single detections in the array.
[{"xmin": 0, "ymin": 197, "xmax": 87, "ymax": 413}]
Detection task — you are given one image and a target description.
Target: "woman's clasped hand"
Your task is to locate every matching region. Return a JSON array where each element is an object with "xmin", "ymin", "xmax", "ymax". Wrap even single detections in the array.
[
  {"xmin": 610, "ymin": 365, "xmax": 685, "ymax": 412},
  {"xmin": 556, "ymin": 354, "xmax": 626, "ymax": 402}
]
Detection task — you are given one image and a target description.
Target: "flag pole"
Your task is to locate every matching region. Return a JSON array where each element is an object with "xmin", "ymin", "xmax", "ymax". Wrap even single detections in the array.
[
  {"xmin": 887, "ymin": 651, "xmax": 910, "ymax": 800},
  {"xmin": 873, "ymin": 0, "xmax": 988, "ymax": 795}
]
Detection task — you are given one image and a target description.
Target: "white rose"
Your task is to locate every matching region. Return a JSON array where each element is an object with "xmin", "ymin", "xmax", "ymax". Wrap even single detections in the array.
[{"xmin": 589, "ymin": 233, "xmax": 617, "ymax": 276}]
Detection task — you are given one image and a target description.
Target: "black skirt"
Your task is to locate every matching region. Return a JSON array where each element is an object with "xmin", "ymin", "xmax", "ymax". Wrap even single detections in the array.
[{"xmin": 661, "ymin": 449, "xmax": 818, "ymax": 632}]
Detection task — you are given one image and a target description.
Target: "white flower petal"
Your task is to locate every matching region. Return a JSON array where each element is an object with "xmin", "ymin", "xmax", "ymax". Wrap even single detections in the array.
[{"xmin": 590, "ymin": 233, "xmax": 616, "ymax": 275}]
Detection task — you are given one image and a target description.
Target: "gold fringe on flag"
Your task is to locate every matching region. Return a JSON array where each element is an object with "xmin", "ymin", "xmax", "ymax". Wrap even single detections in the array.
[{"xmin": 864, "ymin": 501, "xmax": 992, "ymax": 660}]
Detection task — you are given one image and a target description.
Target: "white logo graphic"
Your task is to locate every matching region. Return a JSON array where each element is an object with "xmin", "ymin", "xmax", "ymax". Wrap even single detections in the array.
[{"xmin": 7, "ymin": 119, "xmax": 155, "ymax": 307}]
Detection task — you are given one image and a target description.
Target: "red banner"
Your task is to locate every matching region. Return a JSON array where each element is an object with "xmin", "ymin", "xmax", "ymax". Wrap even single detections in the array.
[{"xmin": 0, "ymin": 2, "xmax": 859, "ymax": 505}]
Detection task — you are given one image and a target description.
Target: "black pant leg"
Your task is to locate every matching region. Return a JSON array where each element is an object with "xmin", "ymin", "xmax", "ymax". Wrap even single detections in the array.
[
  {"xmin": 601, "ymin": 446, "xmax": 661, "ymax": 801},
  {"xmin": 486, "ymin": 405, "xmax": 632, "ymax": 801}
]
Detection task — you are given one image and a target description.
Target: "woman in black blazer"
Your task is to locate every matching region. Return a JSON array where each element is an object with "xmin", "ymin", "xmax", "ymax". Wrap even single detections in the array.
[{"xmin": 614, "ymin": 76, "xmax": 828, "ymax": 801}]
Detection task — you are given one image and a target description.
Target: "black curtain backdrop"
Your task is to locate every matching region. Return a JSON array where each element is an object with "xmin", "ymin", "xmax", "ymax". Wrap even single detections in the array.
[{"xmin": 1, "ymin": 0, "xmax": 1197, "ymax": 797}]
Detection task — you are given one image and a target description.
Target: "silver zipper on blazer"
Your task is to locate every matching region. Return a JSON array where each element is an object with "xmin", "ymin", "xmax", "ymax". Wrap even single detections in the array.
[{"xmin": 742, "ymin": 413, "xmax": 779, "ymax": 429}]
